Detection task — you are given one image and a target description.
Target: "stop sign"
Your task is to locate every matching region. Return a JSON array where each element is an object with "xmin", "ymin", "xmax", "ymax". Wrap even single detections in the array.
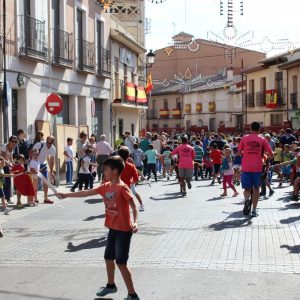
[{"xmin": 45, "ymin": 93, "xmax": 63, "ymax": 115}]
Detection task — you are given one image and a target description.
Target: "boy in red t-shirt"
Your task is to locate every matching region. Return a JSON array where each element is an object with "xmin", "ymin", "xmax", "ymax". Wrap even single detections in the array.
[
  {"xmin": 57, "ymin": 156, "xmax": 139, "ymax": 300},
  {"xmin": 209, "ymin": 143, "xmax": 223, "ymax": 185},
  {"xmin": 118, "ymin": 146, "xmax": 145, "ymax": 211}
]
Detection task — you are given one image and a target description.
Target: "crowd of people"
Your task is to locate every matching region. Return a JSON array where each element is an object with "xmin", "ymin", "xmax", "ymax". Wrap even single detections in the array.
[{"xmin": 2, "ymin": 124, "xmax": 300, "ymax": 299}]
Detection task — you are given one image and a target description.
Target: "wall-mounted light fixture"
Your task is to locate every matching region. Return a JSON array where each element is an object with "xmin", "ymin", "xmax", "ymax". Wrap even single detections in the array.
[{"xmin": 17, "ymin": 73, "xmax": 25, "ymax": 87}]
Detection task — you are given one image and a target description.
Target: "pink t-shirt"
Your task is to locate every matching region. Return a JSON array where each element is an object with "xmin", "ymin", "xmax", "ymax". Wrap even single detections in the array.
[
  {"xmin": 172, "ymin": 144, "xmax": 195, "ymax": 169},
  {"xmin": 238, "ymin": 133, "xmax": 273, "ymax": 172}
]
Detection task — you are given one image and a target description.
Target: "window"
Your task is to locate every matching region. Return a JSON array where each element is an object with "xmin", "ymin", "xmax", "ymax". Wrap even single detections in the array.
[
  {"xmin": 292, "ymin": 75, "xmax": 297, "ymax": 93},
  {"xmin": 92, "ymin": 99, "xmax": 103, "ymax": 137},
  {"xmin": 118, "ymin": 119, "xmax": 124, "ymax": 137},
  {"xmin": 176, "ymin": 98, "xmax": 181, "ymax": 109},
  {"xmin": 163, "ymin": 99, "xmax": 168, "ymax": 110},
  {"xmin": 96, "ymin": 20, "xmax": 102, "ymax": 74},
  {"xmin": 152, "ymin": 99, "xmax": 156, "ymax": 110},
  {"xmin": 114, "ymin": 57, "xmax": 119, "ymax": 72},
  {"xmin": 76, "ymin": 9, "xmax": 83, "ymax": 68},
  {"xmin": 270, "ymin": 114, "xmax": 283, "ymax": 126},
  {"xmin": 176, "ymin": 124, "xmax": 181, "ymax": 128},
  {"xmin": 198, "ymin": 119, "xmax": 203, "ymax": 127},
  {"xmin": 163, "ymin": 124, "xmax": 168, "ymax": 129},
  {"xmin": 12, "ymin": 90, "xmax": 18, "ymax": 135},
  {"xmin": 115, "ymin": 74, "xmax": 120, "ymax": 99},
  {"xmin": 56, "ymin": 95, "xmax": 69, "ymax": 124},
  {"xmin": 124, "ymin": 64, "xmax": 128, "ymax": 81}
]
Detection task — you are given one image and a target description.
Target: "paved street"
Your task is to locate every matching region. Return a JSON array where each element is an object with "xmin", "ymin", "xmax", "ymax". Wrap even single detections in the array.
[{"xmin": 1, "ymin": 176, "xmax": 300, "ymax": 299}]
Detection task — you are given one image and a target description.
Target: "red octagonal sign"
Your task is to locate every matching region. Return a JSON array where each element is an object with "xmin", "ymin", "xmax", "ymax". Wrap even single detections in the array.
[{"xmin": 45, "ymin": 93, "xmax": 63, "ymax": 115}]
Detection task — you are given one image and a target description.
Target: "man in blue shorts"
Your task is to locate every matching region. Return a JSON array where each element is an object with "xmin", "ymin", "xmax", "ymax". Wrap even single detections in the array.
[{"xmin": 237, "ymin": 122, "xmax": 273, "ymax": 217}]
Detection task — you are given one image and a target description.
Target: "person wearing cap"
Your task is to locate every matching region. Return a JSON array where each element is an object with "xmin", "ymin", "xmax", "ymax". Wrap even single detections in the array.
[
  {"xmin": 171, "ymin": 135, "xmax": 195, "ymax": 196},
  {"xmin": 237, "ymin": 122, "xmax": 273, "ymax": 217}
]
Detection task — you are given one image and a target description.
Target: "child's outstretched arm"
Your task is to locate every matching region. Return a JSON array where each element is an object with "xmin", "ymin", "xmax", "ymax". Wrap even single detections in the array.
[
  {"xmin": 129, "ymin": 198, "xmax": 138, "ymax": 233},
  {"xmin": 56, "ymin": 188, "xmax": 98, "ymax": 199}
]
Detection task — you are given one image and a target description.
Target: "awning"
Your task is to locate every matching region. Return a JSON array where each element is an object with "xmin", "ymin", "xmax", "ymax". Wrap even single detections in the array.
[
  {"xmin": 136, "ymin": 86, "xmax": 147, "ymax": 104},
  {"xmin": 125, "ymin": 82, "xmax": 136, "ymax": 102}
]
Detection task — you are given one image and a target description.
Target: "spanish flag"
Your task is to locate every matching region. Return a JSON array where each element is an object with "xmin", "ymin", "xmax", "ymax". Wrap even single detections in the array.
[{"xmin": 145, "ymin": 73, "xmax": 153, "ymax": 94}]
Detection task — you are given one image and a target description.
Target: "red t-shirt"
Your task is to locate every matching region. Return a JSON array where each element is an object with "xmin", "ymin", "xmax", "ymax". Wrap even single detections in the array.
[
  {"xmin": 209, "ymin": 149, "xmax": 222, "ymax": 164},
  {"xmin": 95, "ymin": 181, "xmax": 133, "ymax": 232},
  {"xmin": 120, "ymin": 162, "xmax": 139, "ymax": 187}
]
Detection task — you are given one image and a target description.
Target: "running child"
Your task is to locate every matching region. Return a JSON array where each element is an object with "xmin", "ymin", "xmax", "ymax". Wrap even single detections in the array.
[
  {"xmin": 162, "ymin": 145, "xmax": 172, "ymax": 180},
  {"xmin": 29, "ymin": 149, "xmax": 41, "ymax": 205},
  {"xmin": 118, "ymin": 147, "xmax": 145, "ymax": 212},
  {"xmin": 57, "ymin": 156, "xmax": 139, "ymax": 300},
  {"xmin": 144, "ymin": 144, "xmax": 159, "ymax": 182},
  {"xmin": 194, "ymin": 140, "xmax": 204, "ymax": 180},
  {"xmin": 210, "ymin": 143, "xmax": 222, "ymax": 185},
  {"xmin": 220, "ymin": 148, "xmax": 239, "ymax": 197}
]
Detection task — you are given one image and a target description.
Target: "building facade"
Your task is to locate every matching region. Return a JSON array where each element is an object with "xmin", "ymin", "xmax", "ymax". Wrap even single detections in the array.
[
  {"xmin": 242, "ymin": 49, "xmax": 300, "ymax": 131},
  {"xmin": 0, "ymin": 0, "xmax": 113, "ymax": 143}
]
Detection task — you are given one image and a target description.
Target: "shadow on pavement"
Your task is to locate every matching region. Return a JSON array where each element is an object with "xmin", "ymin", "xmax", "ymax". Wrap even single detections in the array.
[
  {"xmin": 161, "ymin": 182, "xmax": 179, "ymax": 186},
  {"xmin": 84, "ymin": 214, "xmax": 105, "ymax": 221},
  {"xmin": 278, "ymin": 203, "xmax": 300, "ymax": 211},
  {"xmin": 207, "ymin": 196, "xmax": 223, "ymax": 201},
  {"xmin": 280, "ymin": 244, "xmax": 300, "ymax": 253},
  {"xmin": 150, "ymin": 193, "xmax": 183, "ymax": 201},
  {"xmin": 84, "ymin": 198, "xmax": 103, "ymax": 204},
  {"xmin": 209, "ymin": 217, "xmax": 252, "ymax": 231},
  {"xmin": 94, "ymin": 298, "xmax": 113, "ymax": 300},
  {"xmin": 280, "ymin": 215, "xmax": 300, "ymax": 224},
  {"xmin": 65, "ymin": 237, "xmax": 107, "ymax": 252},
  {"xmin": 276, "ymin": 196, "xmax": 291, "ymax": 202},
  {"xmin": 0, "ymin": 289, "xmax": 70, "ymax": 300}
]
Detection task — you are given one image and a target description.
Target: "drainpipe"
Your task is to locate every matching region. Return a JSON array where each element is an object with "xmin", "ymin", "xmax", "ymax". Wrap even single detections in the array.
[
  {"xmin": 2, "ymin": 0, "xmax": 8, "ymax": 143},
  {"xmin": 286, "ymin": 68, "xmax": 289, "ymax": 127}
]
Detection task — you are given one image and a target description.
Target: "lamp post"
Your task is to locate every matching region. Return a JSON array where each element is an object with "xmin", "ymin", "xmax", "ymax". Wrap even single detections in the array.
[{"xmin": 138, "ymin": 49, "xmax": 156, "ymax": 132}]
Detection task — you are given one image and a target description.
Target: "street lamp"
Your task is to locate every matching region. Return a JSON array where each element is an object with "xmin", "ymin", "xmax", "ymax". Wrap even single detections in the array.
[{"xmin": 138, "ymin": 49, "xmax": 156, "ymax": 71}]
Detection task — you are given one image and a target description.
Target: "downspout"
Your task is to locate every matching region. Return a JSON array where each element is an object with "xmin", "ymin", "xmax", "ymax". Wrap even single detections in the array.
[{"xmin": 286, "ymin": 68, "xmax": 289, "ymax": 127}]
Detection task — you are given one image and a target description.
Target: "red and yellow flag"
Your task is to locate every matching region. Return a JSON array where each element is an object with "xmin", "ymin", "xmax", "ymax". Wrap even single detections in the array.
[{"xmin": 145, "ymin": 73, "xmax": 153, "ymax": 94}]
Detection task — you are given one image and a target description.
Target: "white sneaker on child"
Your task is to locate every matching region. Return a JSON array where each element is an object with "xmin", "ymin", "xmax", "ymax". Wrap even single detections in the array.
[{"xmin": 139, "ymin": 204, "xmax": 145, "ymax": 211}]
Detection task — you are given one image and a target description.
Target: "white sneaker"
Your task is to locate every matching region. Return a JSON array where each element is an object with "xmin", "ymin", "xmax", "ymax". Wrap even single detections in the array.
[
  {"xmin": 4, "ymin": 208, "xmax": 12, "ymax": 215},
  {"xmin": 139, "ymin": 204, "xmax": 145, "ymax": 211}
]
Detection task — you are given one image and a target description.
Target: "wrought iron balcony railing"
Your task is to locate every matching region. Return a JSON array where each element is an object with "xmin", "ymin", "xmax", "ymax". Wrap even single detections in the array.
[
  {"xmin": 19, "ymin": 15, "xmax": 47, "ymax": 60},
  {"xmin": 290, "ymin": 92, "xmax": 298, "ymax": 109},
  {"xmin": 246, "ymin": 93, "xmax": 255, "ymax": 107},
  {"xmin": 52, "ymin": 28, "xmax": 73, "ymax": 66},
  {"xmin": 77, "ymin": 39, "xmax": 94, "ymax": 71},
  {"xmin": 277, "ymin": 88, "xmax": 286, "ymax": 106},
  {"xmin": 256, "ymin": 91, "xmax": 266, "ymax": 107},
  {"xmin": 147, "ymin": 109, "xmax": 158, "ymax": 119},
  {"xmin": 97, "ymin": 47, "xmax": 111, "ymax": 75}
]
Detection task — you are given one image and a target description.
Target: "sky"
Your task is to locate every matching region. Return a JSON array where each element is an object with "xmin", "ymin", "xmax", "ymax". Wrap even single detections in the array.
[{"xmin": 145, "ymin": 0, "xmax": 300, "ymax": 56}]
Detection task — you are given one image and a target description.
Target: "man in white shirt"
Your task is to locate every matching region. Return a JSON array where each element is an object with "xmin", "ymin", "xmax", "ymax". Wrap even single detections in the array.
[
  {"xmin": 124, "ymin": 131, "xmax": 136, "ymax": 154},
  {"xmin": 96, "ymin": 135, "xmax": 113, "ymax": 181},
  {"xmin": 33, "ymin": 135, "xmax": 56, "ymax": 204}
]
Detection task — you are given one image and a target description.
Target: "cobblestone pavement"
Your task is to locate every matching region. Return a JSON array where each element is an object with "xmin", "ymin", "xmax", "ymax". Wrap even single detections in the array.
[{"xmin": 1, "ymin": 176, "xmax": 300, "ymax": 299}]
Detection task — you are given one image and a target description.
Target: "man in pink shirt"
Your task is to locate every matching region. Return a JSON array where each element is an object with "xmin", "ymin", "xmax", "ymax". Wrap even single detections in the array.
[
  {"xmin": 237, "ymin": 122, "xmax": 273, "ymax": 217},
  {"xmin": 171, "ymin": 135, "xmax": 195, "ymax": 196}
]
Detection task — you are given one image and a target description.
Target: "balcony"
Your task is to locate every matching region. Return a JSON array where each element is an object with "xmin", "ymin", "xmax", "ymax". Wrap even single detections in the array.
[
  {"xmin": 148, "ymin": 109, "xmax": 158, "ymax": 119},
  {"xmin": 77, "ymin": 40, "xmax": 94, "ymax": 71},
  {"xmin": 171, "ymin": 108, "xmax": 182, "ymax": 119},
  {"xmin": 277, "ymin": 88, "xmax": 286, "ymax": 106},
  {"xmin": 19, "ymin": 15, "xmax": 47, "ymax": 60},
  {"xmin": 290, "ymin": 92, "xmax": 298, "ymax": 109},
  {"xmin": 159, "ymin": 109, "xmax": 169, "ymax": 119},
  {"xmin": 52, "ymin": 28, "xmax": 73, "ymax": 66},
  {"xmin": 113, "ymin": 82, "xmax": 148, "ymax": 108},
  {"xmin": 246, "ymin": 93, "xmax": 255, "ymax": 107},
  {"xmin": 97, "ymin": 47, "xmax": 111, "ymax": 76},
  {"xmin": 256, "ymin": 91, "xmax": 266, "ymax": 107}
]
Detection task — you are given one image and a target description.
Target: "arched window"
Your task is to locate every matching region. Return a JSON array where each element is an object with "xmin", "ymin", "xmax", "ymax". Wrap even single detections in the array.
[{"xmin": 198, "ymin": 119, "xmax": 203, "ymax": 127}]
